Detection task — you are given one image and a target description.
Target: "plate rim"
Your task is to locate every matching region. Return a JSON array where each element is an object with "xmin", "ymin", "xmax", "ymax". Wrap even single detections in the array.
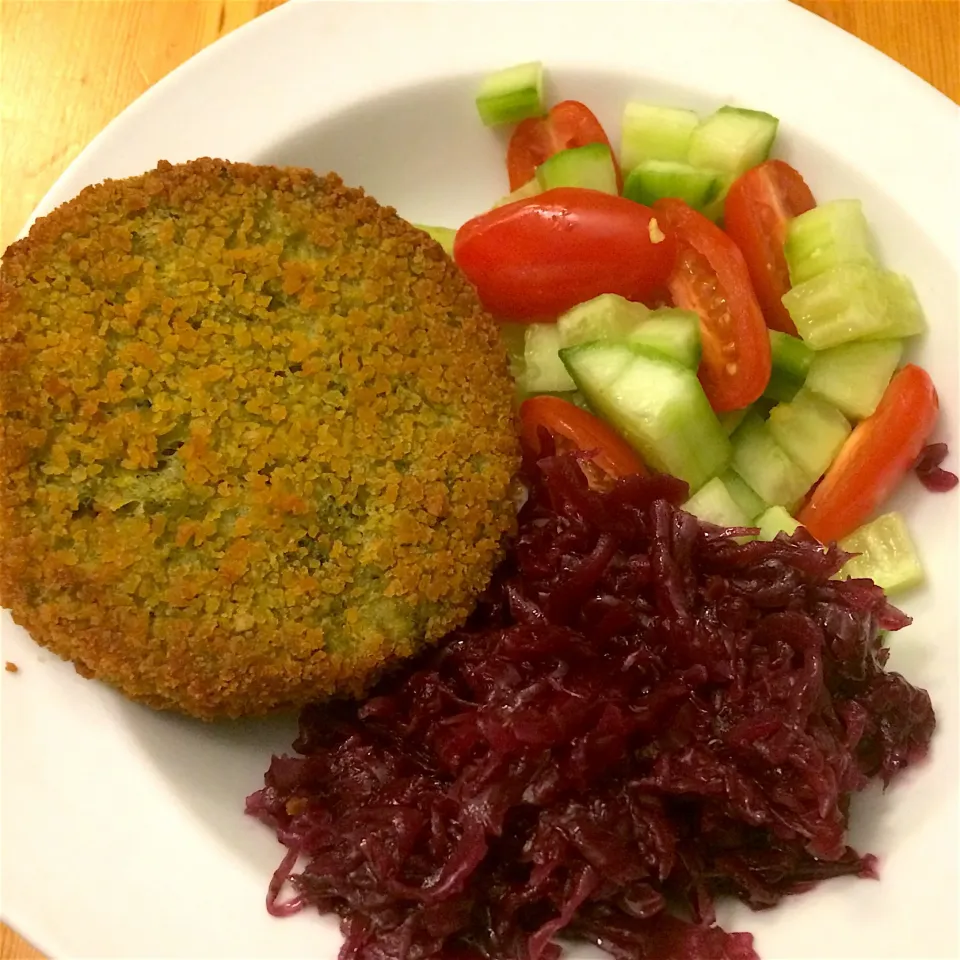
[{"xmin": 2, "ymin": 3, "xmax": 959, "ymax": 959}]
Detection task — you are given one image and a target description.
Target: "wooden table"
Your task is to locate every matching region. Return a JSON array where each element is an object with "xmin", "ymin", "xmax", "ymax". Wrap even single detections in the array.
[{"xmin": 0, "ymin": 1, "xmax": 956, "ymax": 956}]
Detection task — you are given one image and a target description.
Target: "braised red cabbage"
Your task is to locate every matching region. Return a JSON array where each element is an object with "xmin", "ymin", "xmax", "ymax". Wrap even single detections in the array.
[
  {"xmin": 914, "ymin": 442, "xmax": 958, "ymax": 492},
  {"xmin": 247, "ymin": 450, "xmax": 935, "ymax": 960}
]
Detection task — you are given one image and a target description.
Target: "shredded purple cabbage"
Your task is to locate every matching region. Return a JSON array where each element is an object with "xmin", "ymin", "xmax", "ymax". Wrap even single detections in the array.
[
  {"xmin": 914, "ymin": 442, "xmax": 958, "ymax": 492},
  {"xmin": 247, "ymin": 449, "xmax": 935, "ymax": 960}
]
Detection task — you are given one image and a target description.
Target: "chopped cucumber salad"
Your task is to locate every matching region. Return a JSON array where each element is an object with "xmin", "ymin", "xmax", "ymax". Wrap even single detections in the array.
[{"xmin": 420, "ymin": 62, "xmax": 956, "ymax": 597}]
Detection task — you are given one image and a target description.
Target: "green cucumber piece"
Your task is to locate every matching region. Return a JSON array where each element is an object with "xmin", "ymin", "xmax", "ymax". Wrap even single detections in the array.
[
  {"xmin": 519, "ymin": 323, "xmax": 576, "ymax": 394},
  {"xmin": 804, "ymin": 338, "xmax": 903, "ymax": 420},
  {"xmin": 721, "ymin": 469, "xmax": 769, "ymax": 522},
  {"xmin": 766, "ymin": 388, "xmax": 851, "ymax": 481},
  {"xmin": 784, "ymin": 200, "xmax": 878, "ymax": 286},
  {"xmin": 475, "ymin": 61, "xmax": 545, "ymax": 127},
  {"xmin": 867, "ymin": 273, "xmax": 927, "ymax": 340},
  {"xmin": 730, "ymin": 412, "xmax": 812, "ymax": 509},
  {"xmin": 623, "ymin": 160, "xmax": 722, "ymax": 209},
  {"xmin": 536, "ymin": 143, "xmax": 619, "ymax": 195},
  {"xmin": 764, "ymin": 330, "xmax": 814, "ymax": 402},
  {"xmin": 620, "ymin": 102, "xmax": 699, "ymax": 171},
  {"xmin": 557, "ymin": 294, "xmax": 650, "ymax": 348},
  {"xmin": 627, "ymin": 309, "xmax": 702, "ymax": 368},
  {"xmin": 687, "ymin": 106, "xmax": 779, "ymax": 177},
  {"xmin": 414, "ymin": 224, "xmax": 456, "ymax": 256},
  {"xmin": 719, "ymin": 408, "xmax": 749, "ymax": 436},
  {"xmin": 782, "ymin": 263, "xmax": 891, "ymax": 350},
  {"xmin": 499, "ymin": 322, "xmax": 527, "ymax": 382},
  {"xmin": 561, "ymin": 341, "xmax": 731, "ymax": 492},
  {"xmin": 839, "ymin": 512, "xmax": 923, "ymax": 594},
  {"xmin": 683, "ymin": 476, "xmax": 751, "ymax": 527},
  {"xmin": 493, "ymin": 178, "xmax": 541, "ymax": 208},
  {"xmin": 756, "ymin": 505, "xmax": 801, "ymax": 541}
]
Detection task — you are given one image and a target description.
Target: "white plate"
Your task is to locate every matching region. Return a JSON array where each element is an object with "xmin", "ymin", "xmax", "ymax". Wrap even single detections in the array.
[{"xmin": 2, "ymin": 2, "xmax": 958, "ymax": 958}]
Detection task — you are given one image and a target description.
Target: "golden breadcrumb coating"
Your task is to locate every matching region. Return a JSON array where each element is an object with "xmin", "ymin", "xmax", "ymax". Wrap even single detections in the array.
[{"xmin": 0, "ymin": 158, "xmax": 519, "ymax": 719}]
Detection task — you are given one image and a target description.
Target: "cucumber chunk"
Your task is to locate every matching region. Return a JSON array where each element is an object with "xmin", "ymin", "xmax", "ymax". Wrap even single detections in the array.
[
  {"xmin": 804, "ymin": 339, "xmax": 902, "ymax": 420},
  {"xmin": 623, "ymin": 160, "xmax": 722, "ymax": 209},
  {"xmin": 730, "ymin": 412, "xmax": 812, "ymax": 509},
  {"xmin": 561, "ymin": 341, "xmax": 731, "ymax": 492},
  {"xmin": 492, "ymin": 178, "xmax": 541, "ymax": 208},
  {"xmin": 756, "ymin": 505, "xmax": 801, "ymax": 541},
  {"xmin": 536, "ymin": 143, "xmax": 619, "ymax": 195},
  {"xmin": 767, "ymin": 388, "xmax": 851, "ymax": 481},
  {"xmin": 868, "ymin": 273, "xmax": 927, "ymax": 340},
  {"xmin": 557, "ymin": 294, "xmax": 650, "ymax": 348},
  {"xmin": 721, "ymin": 469, "xmax": 769, "ymax": 522},
  {"xmin": 620, "ymin": 102, "xmax": 699, "ymax": 171},
  {"xmin": 475, "ymin": 61, "xmax": 545, "ymax": 127},
  {"xmin": 839, "ymin": 512, "xmax": 923, "ymax": 594},
  {"xmin": 499, "ymin": 322, "xmax": 527, "ymax": 382},
  {"xmin": 683, "ymin": 476, "xmax": 751, "ymax": 527},
  {"xmin": 687, "ymin": 106, "xmax": 779, "ymax": 177},
  {"xmin": 764, "ymin": 330, "xmax": 814, "ymax": 402},
  {"xmin": 626, "ymin": 309, "xmax": 702, "ymax": 368},
  {"xmin": 782, "ymin": 263, "xmax": 891, "ymax": 350},
  {"xmin": 519, "ymin": 323, "xmax": 576, "ymax": 394},
  {"xmin": 719, "ymin": 408, "xmax": 749, "ymax": 436},
  {"xmin": 784, "ymin": 200, "xmax": 878, "ymax": 286},
  {"xmin": 414, "ymin": 224, "xmax": 456, "ymax": 256}
]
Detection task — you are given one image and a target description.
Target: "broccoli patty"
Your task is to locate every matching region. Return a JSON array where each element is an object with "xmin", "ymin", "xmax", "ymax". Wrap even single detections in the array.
[{"xmin": 0, "ymin": 158, "xmax": 519, "ymax": 720}]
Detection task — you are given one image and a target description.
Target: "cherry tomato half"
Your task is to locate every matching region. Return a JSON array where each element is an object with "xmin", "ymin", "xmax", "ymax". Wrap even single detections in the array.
[
  {"xmin": 454, "ymin": 188, "xmax": 676, "ymax": 322},
  {"xmin": 507, "ymin": 100, "xmax": 620, "ymax": 193},
  {"xmin": 519, "ymin": 395, "xmax": 647, "ymax": 483},
  {"xmin": 724, "ymin": 160, "xmax": 817, "ymax": 336},
  {"xmin": 653, "ymin": 198, "xmax": 771, "ymax": 412},
  {"xmin": 798, "ymin": 364, "xmax": 939, "ymax": 544}
]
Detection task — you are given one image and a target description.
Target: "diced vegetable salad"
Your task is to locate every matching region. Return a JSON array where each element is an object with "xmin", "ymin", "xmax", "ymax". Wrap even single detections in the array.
[{"xmin": 422, "ymin": 61, "xmax": 957, "ymax": 596}]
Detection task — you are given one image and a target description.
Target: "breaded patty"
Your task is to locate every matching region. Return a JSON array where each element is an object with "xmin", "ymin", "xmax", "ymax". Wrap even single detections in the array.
[{"xmin": 0, "ymin": 158, "xmax": 519, "ymax": 720}]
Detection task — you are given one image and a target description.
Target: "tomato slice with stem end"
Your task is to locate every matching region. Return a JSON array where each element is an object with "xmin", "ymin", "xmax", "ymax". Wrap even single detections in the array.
[
  {"xmin": 507, "ymin": 100, "xmax": 621, "ymax": 192},
  {"xmin": 724, "ymin": 160, "xmax": 816, "ymax": 336},
  {"xmin": 654, "ymin": 198, "xmax": 771, "ymax": 412},
  {"xmin": 454, "ymin": 188, "xmax": 675, "ymax": 322},
  {"xmin": 798, "ymin": 364, "xmax": 940, "ymax": 544},
  {"xmin": 519, "ymin": 395, "xmax": 647, "ymax": 482}
]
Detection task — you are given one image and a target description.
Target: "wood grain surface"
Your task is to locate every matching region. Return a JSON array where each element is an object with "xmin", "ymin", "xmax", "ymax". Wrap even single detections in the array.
[{"xmin": 1, "ymin": 1, "xmax": 957, "ymax": 957}]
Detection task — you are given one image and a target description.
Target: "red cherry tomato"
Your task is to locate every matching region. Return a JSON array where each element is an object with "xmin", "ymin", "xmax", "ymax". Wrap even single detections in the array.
[
  {"xmin": 724, "ymin": 160, "xmax": 817, "ymax": 336},
  {"xmin": 507, "ymin": 100, "xmax": 620, "ymax": 192},
  {"xmin": 798, "ymin": 364, "xmax": 939, "ymax": 544},
  {"xmin": 653, "ymin": 198, "xmax": 771, "ymax": 413},
  {"xmin": 519, "ymin": 395, "xmax": 647, "ymax": 482},
  {"xmin": 453, "ymin": 188, "xmax": 676, "ymax": 322}
]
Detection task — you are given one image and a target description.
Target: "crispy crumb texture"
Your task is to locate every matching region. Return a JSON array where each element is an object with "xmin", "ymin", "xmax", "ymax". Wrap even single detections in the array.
[{"xmin": 0, "ymin": 159, "xmax": 519, "ymax": 719}]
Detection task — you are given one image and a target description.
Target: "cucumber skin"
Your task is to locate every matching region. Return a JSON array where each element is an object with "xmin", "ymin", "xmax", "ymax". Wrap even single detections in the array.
[
  {"xmin": 620, "ymin": 102, "xmax": 699, "ymax": 170},
  {"xmin": 623, "ymin": 161, "xmax": 721, "ymax": 210},
  {"xmin": 520, "ymin": 323, "xmax": 576, "ymax": 394},
  {"xmin": 536, "ymin": 144, "xmax": 619, "ymax": 195},
  {"xmin": 475, "ymin": 61, "xmax": 545, "ymax": 126},
  {"xmin": 561, "ymin": 341, "xmax": 731, "ymax": 492}
]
